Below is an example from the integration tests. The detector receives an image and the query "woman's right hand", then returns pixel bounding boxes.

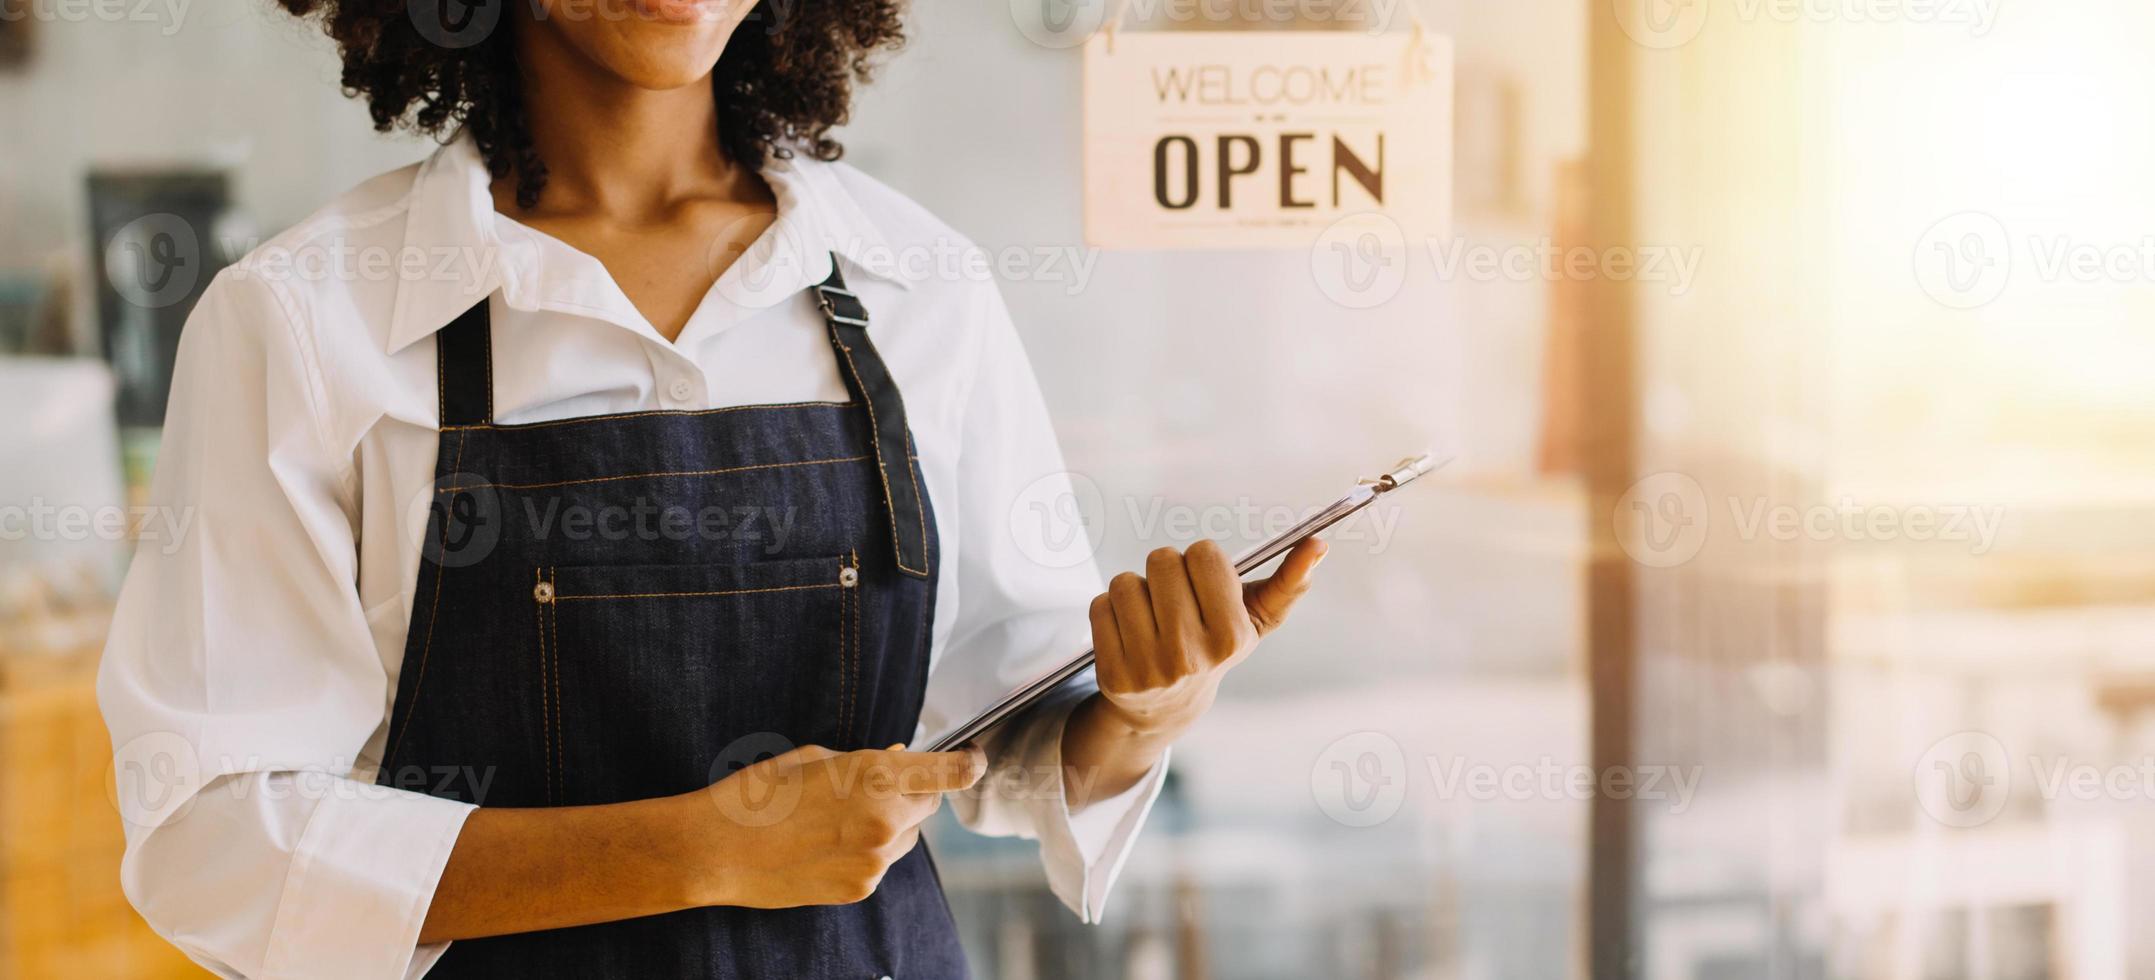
[684,744,986,909]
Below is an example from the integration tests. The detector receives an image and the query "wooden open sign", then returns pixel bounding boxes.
[1084,30,1452,250]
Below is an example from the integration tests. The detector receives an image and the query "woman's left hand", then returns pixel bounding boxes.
[1087,537,1328,739]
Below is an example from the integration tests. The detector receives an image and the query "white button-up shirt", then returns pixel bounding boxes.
[97,135,1164,980]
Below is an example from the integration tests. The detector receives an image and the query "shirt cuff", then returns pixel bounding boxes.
[964,692,1169,924]
[1064,756,1159,866]
[259,781,475,980]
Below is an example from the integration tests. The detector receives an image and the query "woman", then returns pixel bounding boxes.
[98,0,1326,977]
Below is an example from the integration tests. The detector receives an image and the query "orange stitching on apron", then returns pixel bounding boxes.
[830,335,928,577]
[548,567,563,804]
[837,551,853,739]
[436,401,851,433]
[902,442,928,573]
[848,551,863,744]
[553,583,843,602]
[836,570,846,739]
[440,456,870,493]
[386,428,468,769]
[534,569,555,805]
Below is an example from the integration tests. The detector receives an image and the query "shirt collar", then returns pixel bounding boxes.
[385,133,910,354]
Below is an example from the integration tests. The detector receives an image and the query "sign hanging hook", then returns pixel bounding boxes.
[1102,0,1130,54]
[1403,9,1439,86]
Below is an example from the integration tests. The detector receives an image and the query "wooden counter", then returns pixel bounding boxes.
[1,638,206,978]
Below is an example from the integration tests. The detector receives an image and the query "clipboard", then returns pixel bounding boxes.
[923,453,1440,753]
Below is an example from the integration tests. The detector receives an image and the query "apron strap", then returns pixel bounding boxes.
[815,257,932,580]
[437,298,494,428]
[431,262,929,579]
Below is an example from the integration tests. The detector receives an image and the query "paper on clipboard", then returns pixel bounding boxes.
[922,453,1440,753]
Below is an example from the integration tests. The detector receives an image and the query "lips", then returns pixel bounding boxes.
[628,0,728,24]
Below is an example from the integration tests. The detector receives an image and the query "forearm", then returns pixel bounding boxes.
[416,745,980,943]
[418,793,704,944]
[1059,692,1177,811]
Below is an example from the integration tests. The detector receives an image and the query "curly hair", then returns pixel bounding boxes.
[277,0,906,209]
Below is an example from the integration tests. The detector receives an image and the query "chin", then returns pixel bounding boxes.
[536,0,753,91]
[604,30,737,91]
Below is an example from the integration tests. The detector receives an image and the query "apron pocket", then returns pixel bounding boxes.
[532,554,860,806]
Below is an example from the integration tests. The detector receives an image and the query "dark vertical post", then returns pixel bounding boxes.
[1583,2,1640,977]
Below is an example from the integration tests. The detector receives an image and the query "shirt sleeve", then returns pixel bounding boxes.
[97,269,474,979]
[926,279,1168,923]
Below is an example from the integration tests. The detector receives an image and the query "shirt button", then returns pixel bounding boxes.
[667,379,696,403]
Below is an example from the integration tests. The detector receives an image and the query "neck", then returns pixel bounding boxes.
[503,27,739,218]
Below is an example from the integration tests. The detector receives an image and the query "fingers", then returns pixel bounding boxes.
[1108,570,1158,681]
[816,749,979,867]
[1090,592,1128,694]
[744,744,839,780]
[775,744,841,765]
[1144,547,1200,676]
[847,748,987,796]
[947,745,990,792]
[1184,540,1250,661]
[1146,545,1204,638]
[1245,537,1327,635]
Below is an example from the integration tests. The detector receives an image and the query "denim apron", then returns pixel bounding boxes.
[376,259,970,978]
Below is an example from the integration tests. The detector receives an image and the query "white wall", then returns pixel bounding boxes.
[0,6,432,270]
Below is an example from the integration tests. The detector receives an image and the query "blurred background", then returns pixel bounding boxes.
[3,0,2153,977]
